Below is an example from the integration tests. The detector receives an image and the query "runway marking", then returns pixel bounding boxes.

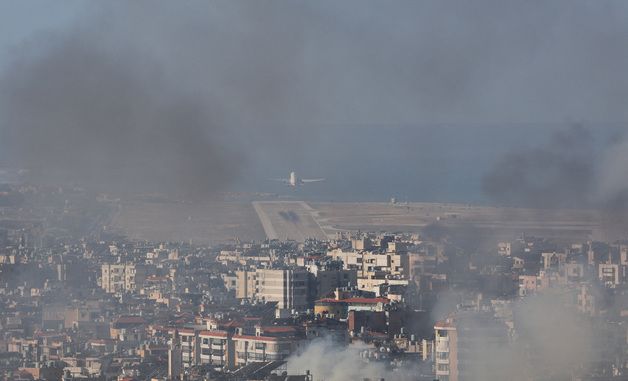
[251,201,328,241]
[252,201,278,240]
[299,201,332,238]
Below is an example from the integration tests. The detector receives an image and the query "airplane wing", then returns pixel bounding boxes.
[270,178,290,183]
[301,178,325,183]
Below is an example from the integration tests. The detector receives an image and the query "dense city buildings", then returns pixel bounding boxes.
[0,184,627,380]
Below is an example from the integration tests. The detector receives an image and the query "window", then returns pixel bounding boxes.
[248,352,264,360]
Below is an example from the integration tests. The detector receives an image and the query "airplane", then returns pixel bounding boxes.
[271,171,325,187]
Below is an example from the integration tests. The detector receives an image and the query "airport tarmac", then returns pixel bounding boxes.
[312,202,601,240]
[111,199,266,245]
[112,198,605,243]
[252,201,328,241]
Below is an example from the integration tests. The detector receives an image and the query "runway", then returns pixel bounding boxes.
[111,198,605,244]
[252,201,278,240]
[251,201,329,242]
[311,201,601,240]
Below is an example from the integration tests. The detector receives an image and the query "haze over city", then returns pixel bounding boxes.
[0,2,627,381]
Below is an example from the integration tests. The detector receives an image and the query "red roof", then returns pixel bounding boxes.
[434,320,455,329]
[316,297,389,305]
[115,316,146,325]
[222,321,243,328]
[232,334,285,342]
[344,297,390,304]
[261,326,298,333]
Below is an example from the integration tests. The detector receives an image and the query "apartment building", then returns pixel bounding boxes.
[599,263,623,287]
[232,332,300,366]
[177,328,199,368]
[199,330,235,369]
[434,312,509,381]
[169,327,301,370]
[235,268,309,315]
[101,264,147,294]
[434,319,457,381]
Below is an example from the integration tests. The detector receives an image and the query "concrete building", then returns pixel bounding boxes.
[352,237,373,251]
[562,262,585,283]
[199,330,235,369]
[497,242,511,257]
[434,319,457,381]
[168,327,301,370]
[168,346,182,380]
[314,296,390,319]
[235,270,257,299]
[232,333,299,366]
[434,312,509,381]
[236,269,309,315]
[327,248,362,269]
[176,328,199,368]
[100,264,125,294]
[541,251,567,270]
[101,264,147,294]
[599,263,622,287]
[519,270,555,296]
[305,264,357,299]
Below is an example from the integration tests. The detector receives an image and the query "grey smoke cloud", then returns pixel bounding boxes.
[1,1,628,195]
[292,289,601,381]
[429,290,600,381]
[482,125,597,208]
[483,125,628,238]
[0,13,235,194]
[286,336,419,381]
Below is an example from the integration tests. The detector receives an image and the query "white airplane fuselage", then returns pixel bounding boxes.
[273,171,323,187]
[289,171,298,187]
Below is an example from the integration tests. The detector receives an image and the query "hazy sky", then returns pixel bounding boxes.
[0,1,84,69]
[1,1,627,202]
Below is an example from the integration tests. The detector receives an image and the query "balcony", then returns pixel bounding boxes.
[436,344,450,352]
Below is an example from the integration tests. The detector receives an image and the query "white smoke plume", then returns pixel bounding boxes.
[431,289,602,381]
[286,336,420,381]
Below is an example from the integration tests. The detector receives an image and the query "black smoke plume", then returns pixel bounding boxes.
[482,125,596,209]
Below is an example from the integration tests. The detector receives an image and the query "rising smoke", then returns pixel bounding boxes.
[0,10,235,194]
[482,125,597,209]
[483,125,628,238]
[289,291,600,381]
[2,1,628,197]
[427,289,600,381]
[0,2,317,194]
[286,336,420,381]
